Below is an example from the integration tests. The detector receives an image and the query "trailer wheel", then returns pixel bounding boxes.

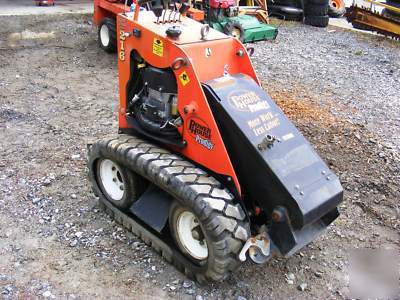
[224,21,245,42]
[307,0,329,5]
[98,17,117,53]
[95,157,146,210]
[304,15,329,27]
[328,0,346,17]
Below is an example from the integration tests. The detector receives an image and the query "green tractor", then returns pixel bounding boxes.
[201,0,278,42]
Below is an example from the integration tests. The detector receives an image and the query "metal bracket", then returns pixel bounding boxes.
[238,232,271,264]
[257,134,279,151]
[129,184,172,233]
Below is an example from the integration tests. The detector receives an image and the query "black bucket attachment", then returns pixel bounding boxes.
[203,74,343,256]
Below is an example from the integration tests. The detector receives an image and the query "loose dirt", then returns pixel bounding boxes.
[0,14,399,300]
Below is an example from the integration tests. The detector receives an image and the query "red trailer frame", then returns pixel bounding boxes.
[93,0,130,26]
[36,0,55,6]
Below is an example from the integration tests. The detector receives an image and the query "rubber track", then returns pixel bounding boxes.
[88,134,251,283]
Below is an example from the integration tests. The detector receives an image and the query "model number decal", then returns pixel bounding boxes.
[119,30,126,61]
[152,38,163,57]
[187,117,214,150]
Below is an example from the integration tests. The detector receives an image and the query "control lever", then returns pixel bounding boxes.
[167,1,175,22]
[162,0,169,23]
[153,4,164,23]
[136,0,164,22]
[172,4,179,22]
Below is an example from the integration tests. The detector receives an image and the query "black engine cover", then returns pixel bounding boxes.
[142,67,177,94]
[203,74,343,230]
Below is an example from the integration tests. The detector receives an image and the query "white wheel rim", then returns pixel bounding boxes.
[176,211,208,260]
[99,159,125,201]
[100,24,110,47]
[232,28,241,39]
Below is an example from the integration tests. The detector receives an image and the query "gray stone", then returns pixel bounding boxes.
[314,271,323,278]
[298,283,308,291]
[43,290,53,298]
[182,280,193,288]
[186,288,195,295]
[285,273,295,284]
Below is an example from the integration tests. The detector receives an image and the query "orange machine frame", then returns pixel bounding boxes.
[94,0,130,26]
[94,0,204,26]
[116,9,260,196]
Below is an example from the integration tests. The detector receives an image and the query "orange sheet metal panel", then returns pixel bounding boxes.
[93,0,130,25]
[116,11,261,195]
[187,7,205,22]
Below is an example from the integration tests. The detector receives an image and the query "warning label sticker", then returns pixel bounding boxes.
[152,38,163,57]
[179,71,190,86]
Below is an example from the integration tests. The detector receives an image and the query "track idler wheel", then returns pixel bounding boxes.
[87,134,251,283]
[96,158,146,210]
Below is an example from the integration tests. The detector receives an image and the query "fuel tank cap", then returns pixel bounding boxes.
[166,26,181,39]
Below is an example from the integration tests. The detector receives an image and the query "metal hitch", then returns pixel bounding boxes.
[238,232,271,264]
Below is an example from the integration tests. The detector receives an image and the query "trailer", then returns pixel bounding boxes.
[93,0,131,52]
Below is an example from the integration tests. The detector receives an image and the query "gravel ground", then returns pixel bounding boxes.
[0,14,399,299]
[251,23,400,152]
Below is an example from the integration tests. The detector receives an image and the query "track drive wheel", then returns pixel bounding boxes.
[98,17,117,53]
[95,158,146,210]
[88,135,251,283]
[169,202,209,263]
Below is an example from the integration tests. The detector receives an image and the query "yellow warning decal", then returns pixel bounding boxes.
[179,71,190,86]
[152,38,163,57]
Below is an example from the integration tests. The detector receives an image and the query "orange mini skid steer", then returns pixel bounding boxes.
[88,0,343,283]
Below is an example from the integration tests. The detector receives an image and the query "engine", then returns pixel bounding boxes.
[209,0,239,21]
[130,67,181,138]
